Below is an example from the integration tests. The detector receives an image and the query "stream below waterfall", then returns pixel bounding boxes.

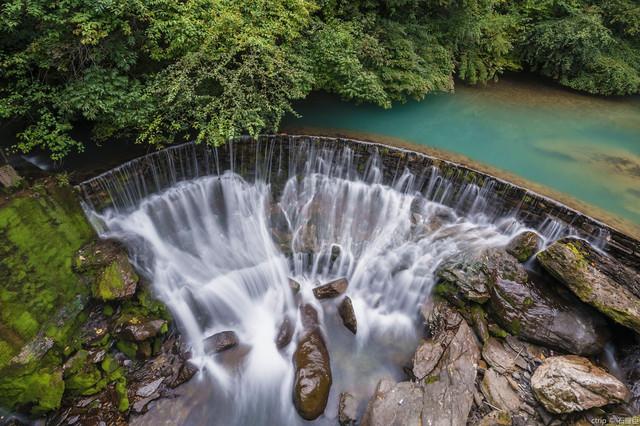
[83,142,586,425]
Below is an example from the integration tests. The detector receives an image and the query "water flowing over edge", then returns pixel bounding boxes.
[75,135,638,424]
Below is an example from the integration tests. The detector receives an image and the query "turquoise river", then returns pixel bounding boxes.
[283,76,640,237]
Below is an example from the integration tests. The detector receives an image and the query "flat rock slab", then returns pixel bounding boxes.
[537,238,640,334]
[531,355,630,414]
[481,368,522,413]
[361,379,423,426]
[203,331,239,354]
[338,297,357,334]
[313,278,348,299]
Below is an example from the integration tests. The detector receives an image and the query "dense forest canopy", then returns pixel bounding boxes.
[1,0,639,159]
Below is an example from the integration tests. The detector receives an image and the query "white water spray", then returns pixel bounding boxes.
[84,142,541,425]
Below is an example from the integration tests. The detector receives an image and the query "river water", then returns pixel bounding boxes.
[283,76,640,231]
[84,141,539,425]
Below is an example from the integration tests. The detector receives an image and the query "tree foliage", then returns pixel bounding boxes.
[1,0,639,158]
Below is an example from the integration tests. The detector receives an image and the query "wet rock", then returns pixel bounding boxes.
[338,297,357,334]
[506,231,543,262]
[76,240,139,301]
[420,319,481,425]
[292,329,332,420]
[421,296,463,334]
[471,304,491,343]
[276,317,294,349]
[537,238,640,333]
[338,392,358,426]
[136,378,164,398]
[294,223,320,254]
[414,298,465,380]
[482,337,527,375]
[288,278,301,294]
[531,355,631,414]
[203,331,239,354]
[485,249,529,283]
[361,379,423,426]
[435,254,491,304]
[300,304,320,329]
[481,368,522,413]
[313,278,348,299]
[119,319,167,342]
[488,266,610,355]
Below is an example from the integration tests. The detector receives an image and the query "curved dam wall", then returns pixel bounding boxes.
[77,134,640,270]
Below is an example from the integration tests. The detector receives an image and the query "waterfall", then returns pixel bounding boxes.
[78,136,603,425]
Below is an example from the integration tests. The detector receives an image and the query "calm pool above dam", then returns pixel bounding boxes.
[283,77,640,232]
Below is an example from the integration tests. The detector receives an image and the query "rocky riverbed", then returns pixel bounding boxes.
[2,172,640,425]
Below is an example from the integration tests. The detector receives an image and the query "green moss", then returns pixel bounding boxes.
[94,261,126,301]
[116,340,138,359]
[115,378,129,412]
[63,350,106,396]
[0,366,65,414]
[488,323,509,338]
[0,339,16,367]
[0,183,94,351]
[510,319,522,335]
[424,375,439,385]
[103,305,114,316]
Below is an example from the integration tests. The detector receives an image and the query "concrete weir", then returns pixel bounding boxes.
[77,134,640,270]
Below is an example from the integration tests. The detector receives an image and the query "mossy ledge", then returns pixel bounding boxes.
[0,180,194,422]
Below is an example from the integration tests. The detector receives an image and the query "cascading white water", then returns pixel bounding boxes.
[85,144,537,425]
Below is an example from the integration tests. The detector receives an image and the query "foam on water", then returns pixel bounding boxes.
[83,142,552,424]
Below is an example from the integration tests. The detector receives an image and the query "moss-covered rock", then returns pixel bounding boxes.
[0,183,94,365]
[435,255,491,304]
[75,240,139,301]
[0,365,65,414]
[505,231,543,262]
[537,238,640,334]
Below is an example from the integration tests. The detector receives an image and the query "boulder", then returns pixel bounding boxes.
[338,392,358,426]
[435,255,491,304]
[75,240,139,301]
[414,298,464,380]
[92,254,138,301]
[300,304,319,329]
[292,329,332,420]
[313,278,348,299]
[203,331,239,354]
[338,297,357,334]
[119,319,167,343]
[506,231,543,262]
[531,355,631,414]
[275,317,294,349]
[537,238,640,333]
[288,278,301,294]
[360,379,423,426]
[487,266,610,355]
[480,368,522,413]
[482,337,527,375]
[420,320,481,426]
